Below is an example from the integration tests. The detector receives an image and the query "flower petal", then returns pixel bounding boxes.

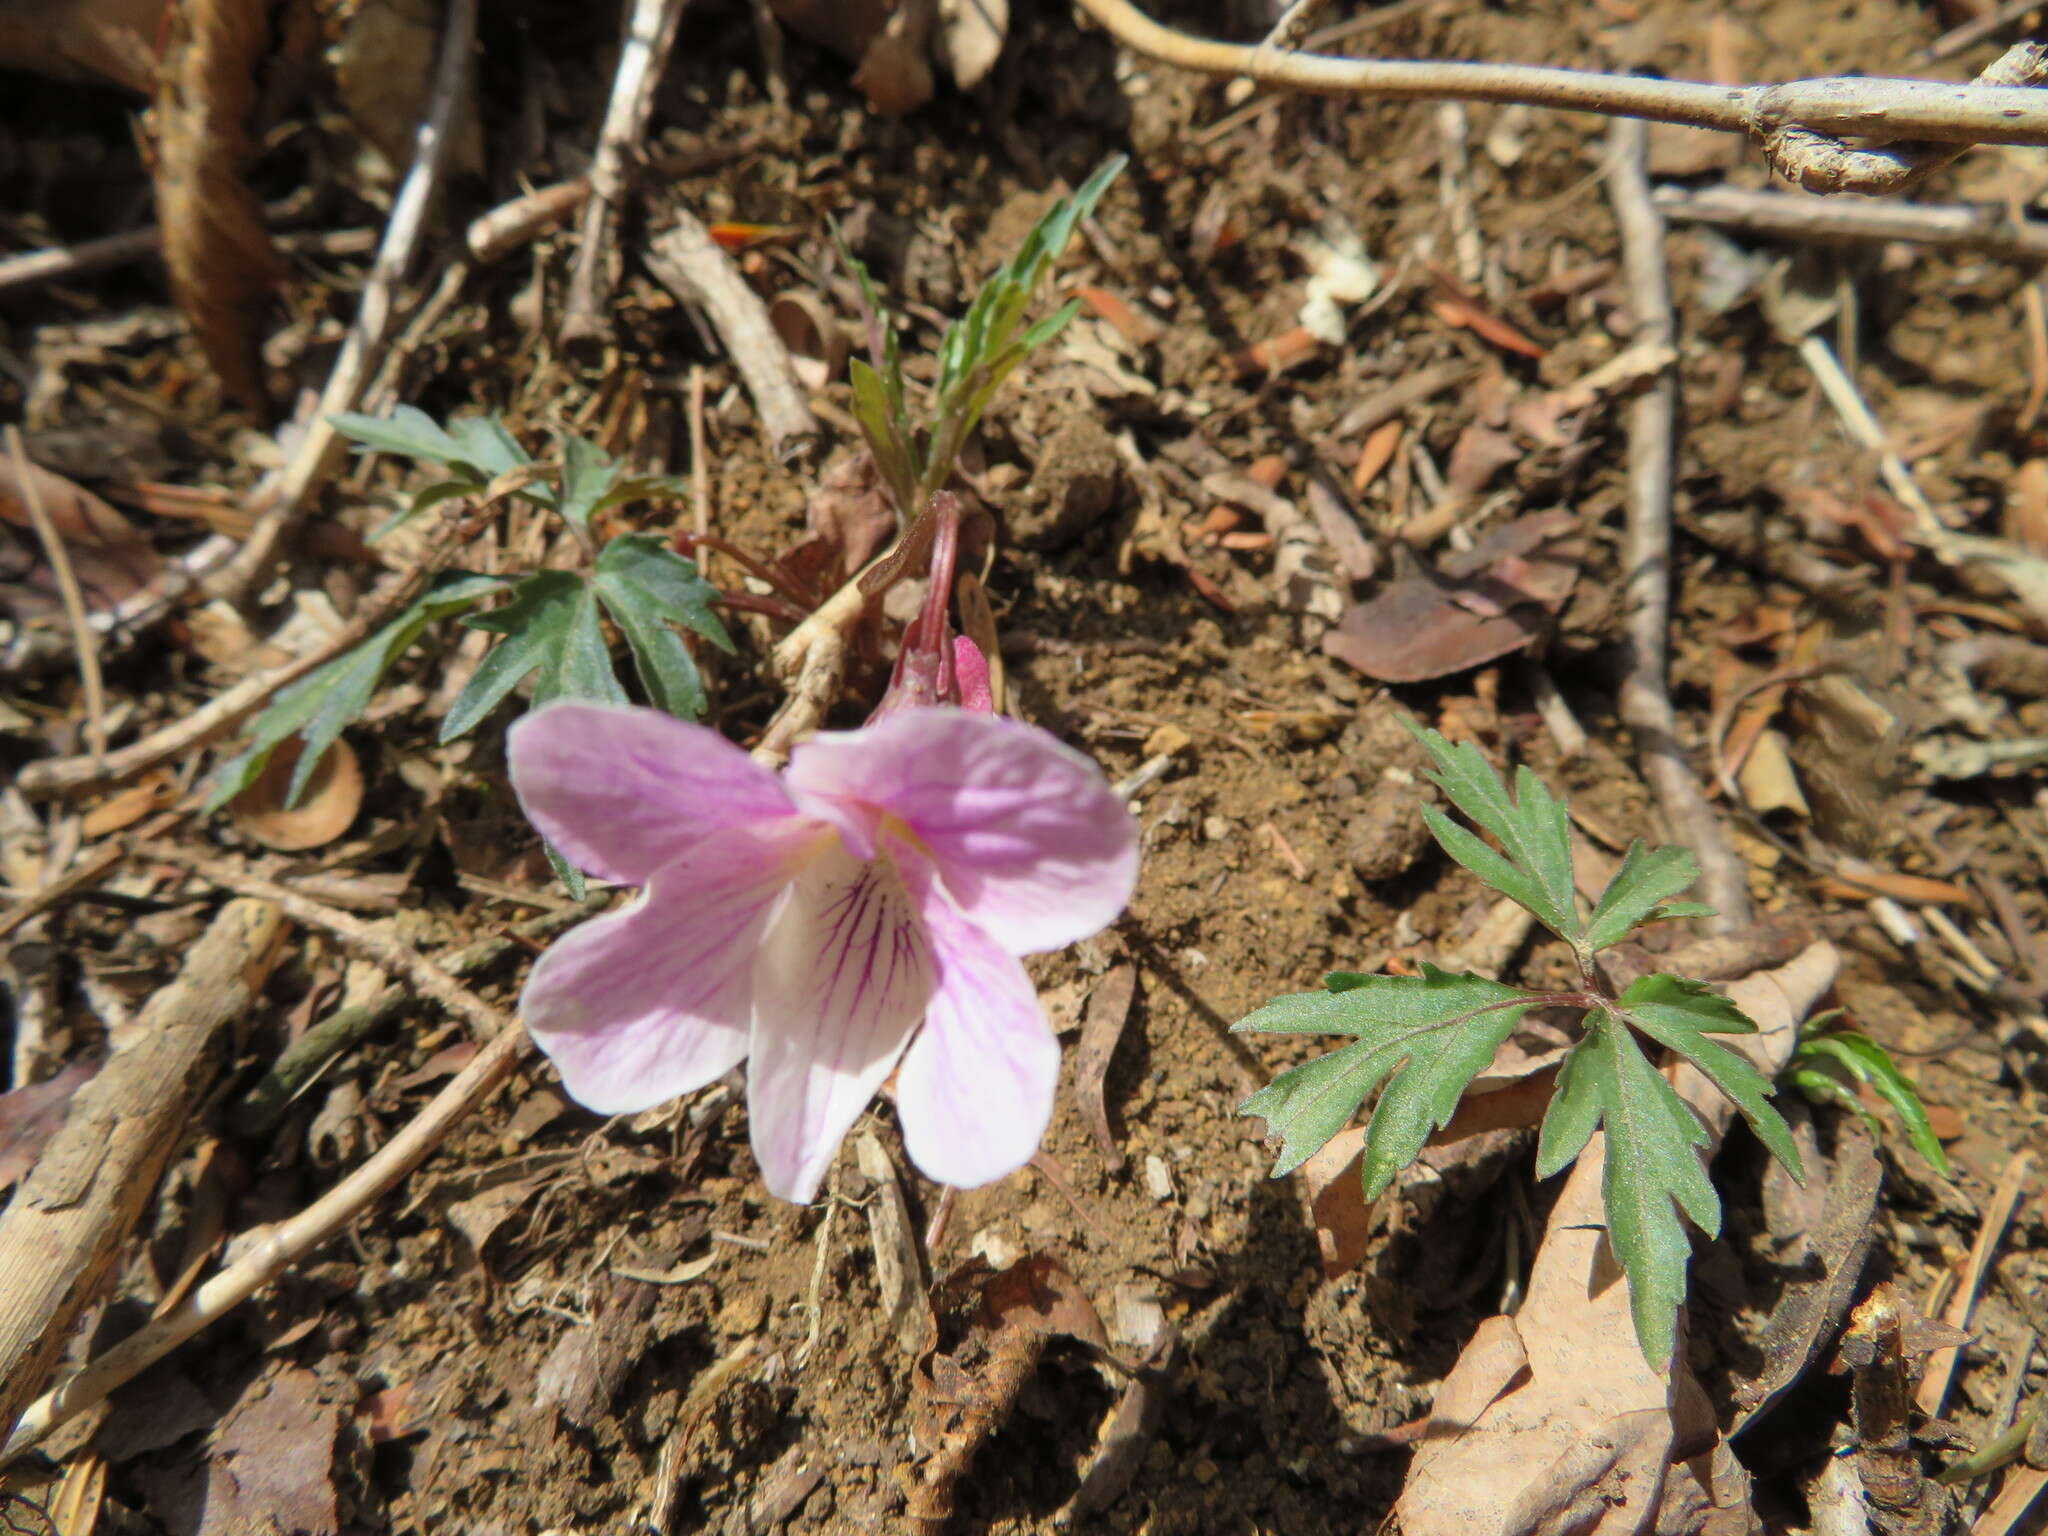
[509,700,794,884]
[747,840,935,1201]
[522,824,816,1114]
[893,858,1058,1189]
[784,709,1138,954]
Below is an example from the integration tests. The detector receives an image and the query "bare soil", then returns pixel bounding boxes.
[7,0,2048,1532]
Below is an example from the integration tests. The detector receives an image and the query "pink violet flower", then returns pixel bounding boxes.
[508,699,1139,1201]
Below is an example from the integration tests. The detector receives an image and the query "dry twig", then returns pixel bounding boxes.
[1606,120,1752,930]
[134,842,514,1043]
[1073,0,2048,193]
[0,899,287,1448]
[644,209,820,464]
[463,137,760,265]
[6,428,106,763]
[559,0,693,347]
[207,0,479,604]
[1657,184,2048,263]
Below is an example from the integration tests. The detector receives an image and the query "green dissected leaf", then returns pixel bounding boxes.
[1235,965,1538,1187]
[555,435,622,537]
[206,572,505,812]
[1586,841,1707,952]
[441,571,627,742]
[1405,721,1582,946]
[1538,1009,1721,1369]
[1616,972,1802,1183]
[370,476,477,543]
[1795,1032,1951,1176]
[443,415,530,479]
[591,474,693,519]
[329,405,469,464]
[592,533,729,720]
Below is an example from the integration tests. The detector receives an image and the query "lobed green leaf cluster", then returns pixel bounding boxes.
[208,416,730,892]
[1234,721,1809,1369]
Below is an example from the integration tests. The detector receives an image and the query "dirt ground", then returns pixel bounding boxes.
[7,0,2048,1532]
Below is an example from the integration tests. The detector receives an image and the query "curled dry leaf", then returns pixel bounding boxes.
[0,457,163,622]
[153,0,287,414]
[1322,510,1584,683]
[230,736,364,851]
[1072,963,1137,1172]
[0,0,164,93]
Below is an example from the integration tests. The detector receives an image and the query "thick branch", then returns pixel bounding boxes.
[1072,0,2048,190]
[0,899,286,1447]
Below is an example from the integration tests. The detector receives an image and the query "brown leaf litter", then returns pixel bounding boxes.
[152,0,287,414]
[1322,509,1585,683]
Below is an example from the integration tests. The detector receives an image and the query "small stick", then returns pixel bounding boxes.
[465,138,760,265]
[135,842,513,1043]
[1071,0,2048,191]
[0,1007,529,1468]
[643,209,820,464]
[1917,1150,2033,1418]
[689,363,711,538]
[1655,184,2048,264]
[1915,0,2042,67]
[559,0,693,349]
[16,497,492,796]
[230,893,608,1136]
[6,429,105,764]
[1606,118,1752,930]
[206,0,479,605]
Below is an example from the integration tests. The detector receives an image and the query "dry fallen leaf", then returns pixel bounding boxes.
[0,1063,99,1195]
[0,457,163,623]
[182,1367,342,1536]
[908,1255,1110,1529]
[1395,941,1840,1536]
[0,0,164,93]
[1323,510,1585,683]
[153,0,286,413]
[1072,963,1137,1172]
[230,737,364,852]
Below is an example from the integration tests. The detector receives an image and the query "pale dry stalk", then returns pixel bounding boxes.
[558,0,693,346]
[1073,0,2048,192]
[1606,118,1752,930]
[644,209,820,463]
[6,428,106,763]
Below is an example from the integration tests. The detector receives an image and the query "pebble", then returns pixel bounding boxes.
[1143,1154,1176,1202]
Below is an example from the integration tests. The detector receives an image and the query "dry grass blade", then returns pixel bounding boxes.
[152,0,286,414]
[1916,1150,2034,1418]
[4,429,106,763]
